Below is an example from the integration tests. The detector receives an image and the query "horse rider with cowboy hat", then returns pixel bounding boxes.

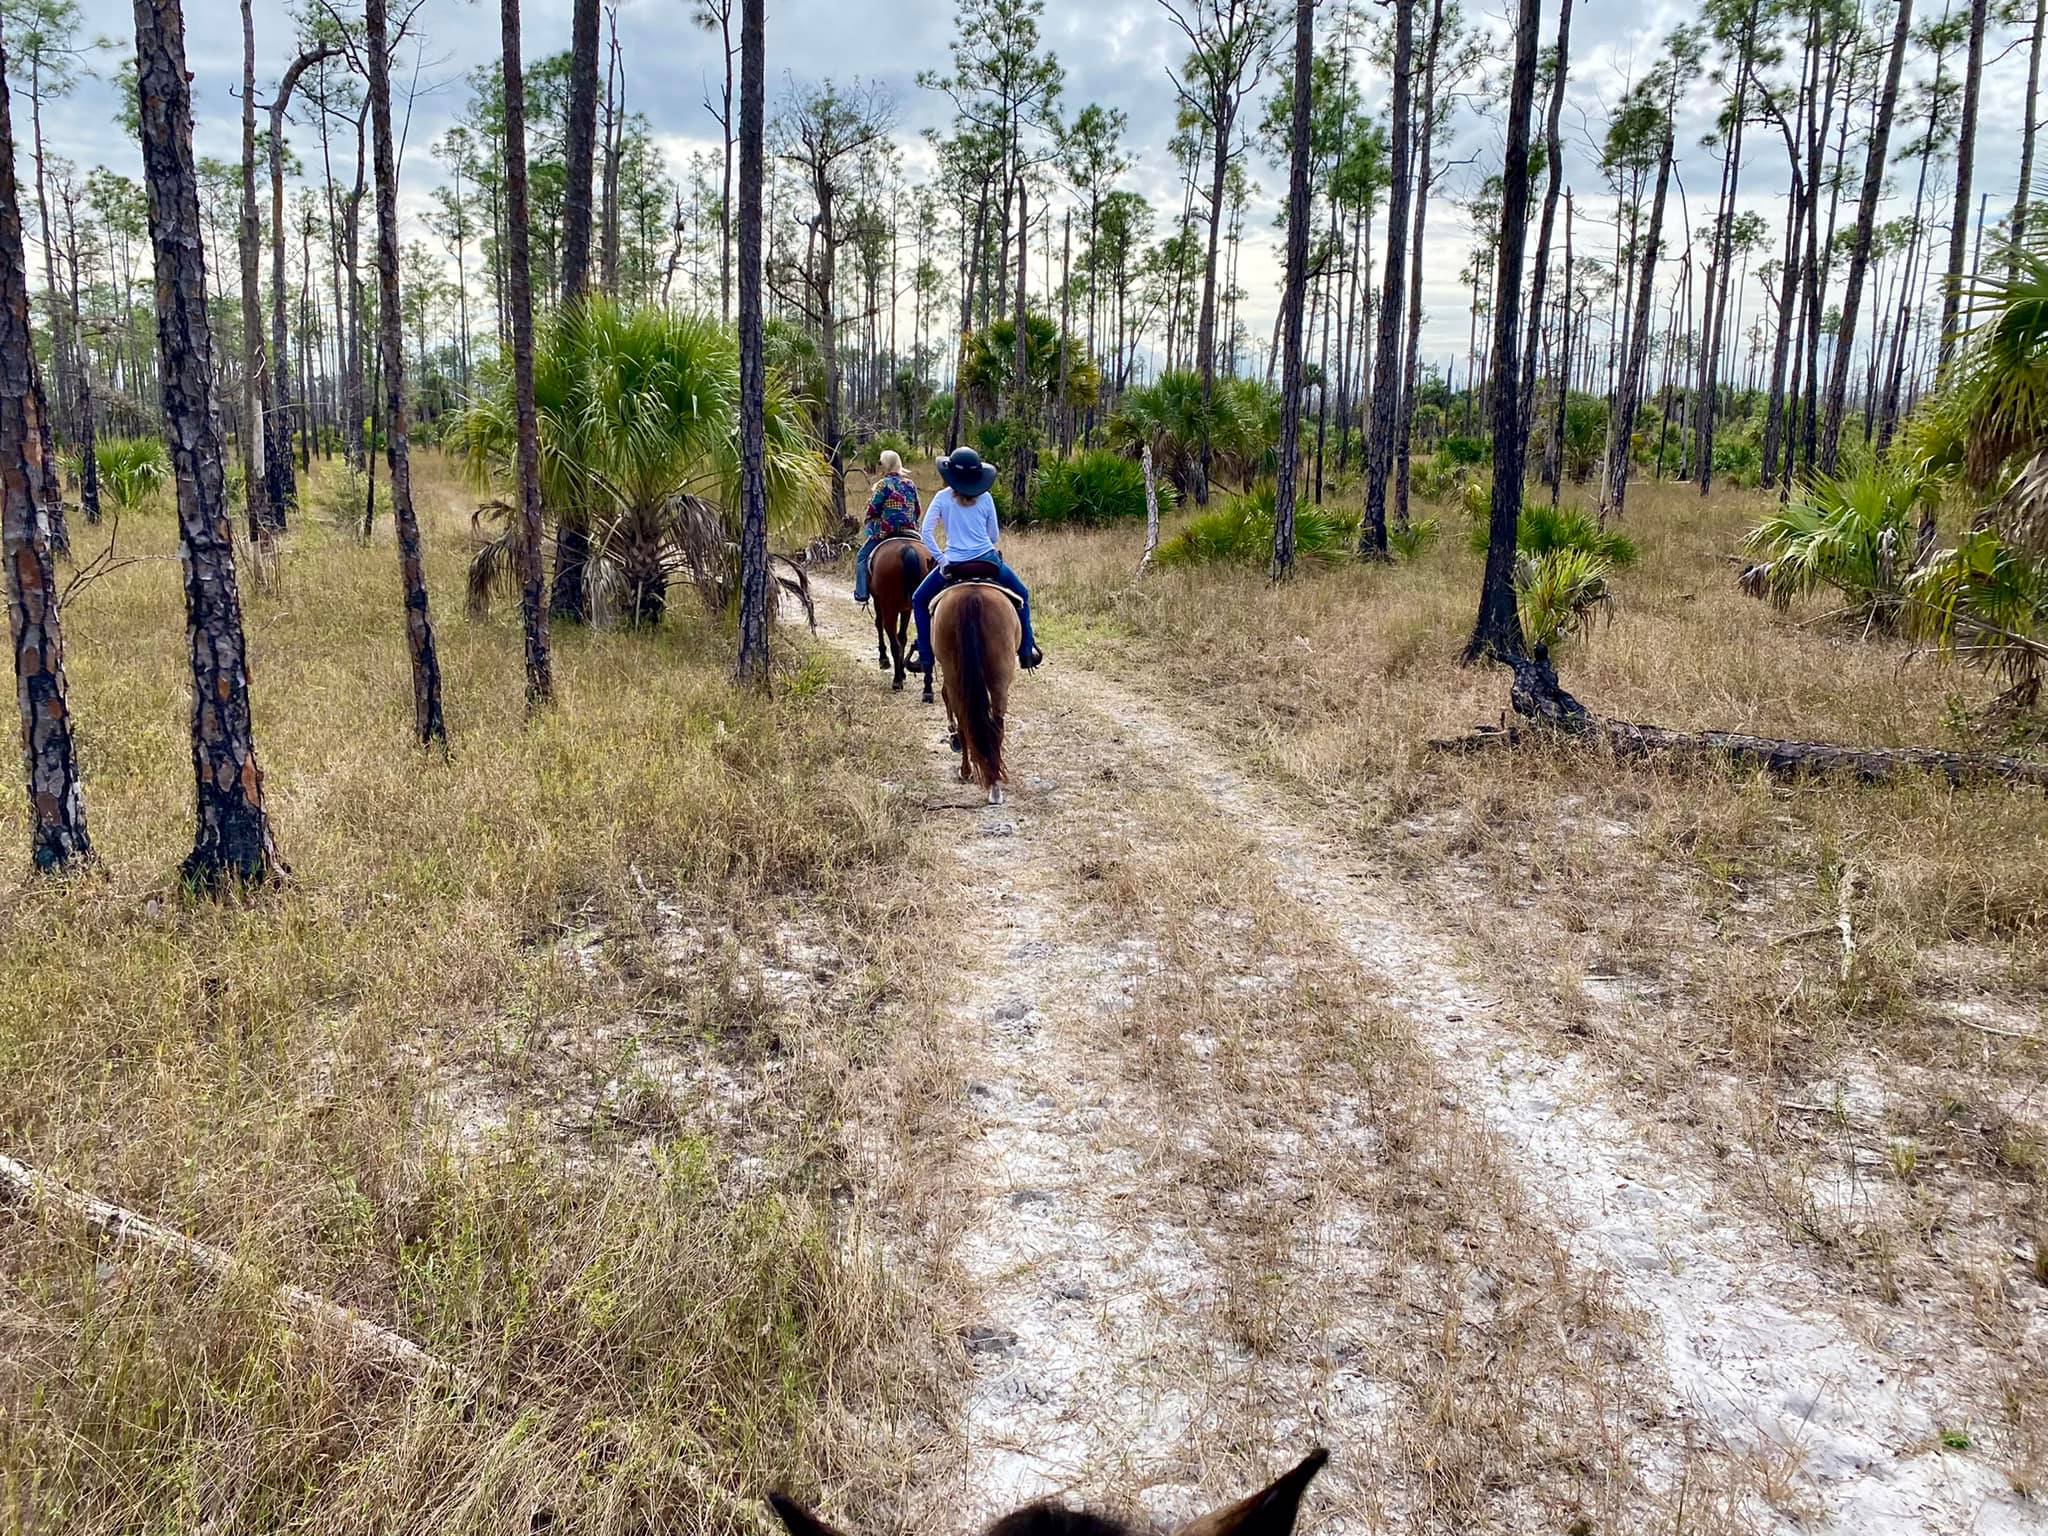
[907,446,1044,673]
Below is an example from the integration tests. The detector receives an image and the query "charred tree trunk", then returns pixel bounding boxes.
[1600,125,1673,521]
[1453,648,2048,788]
[237,0,275,541]
[734,0,770,687]
[1271,0,1313,582]
[1395,0,1446,534]
[134,0,284,890]
[367,0,448,748]
[1,42,89,871]
[1938,0,1988,369]
[1519,0,1573,458]
[1360,0,1414,559]
[561,0,600,302]
[342,116,367,473]
[500,0,553,709]
[268,47,334,522]
[1010,175,1032,516]
[1820,0,1914,472]
[2014,0,2045,259]
[1465,0,1539,663]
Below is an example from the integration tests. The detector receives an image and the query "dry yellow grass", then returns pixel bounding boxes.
[0,453,956,1534]
[1018,476,2048,1483]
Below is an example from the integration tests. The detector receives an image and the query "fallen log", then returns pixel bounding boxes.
[1430,648,2048,789]
[0,1152,460,1384]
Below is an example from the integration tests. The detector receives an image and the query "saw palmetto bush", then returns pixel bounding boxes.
[1738,464,1928,629]
[451,299,827,626]
[87,435,170,512]
[1516,545,1614,651]
[1155,481,1354,567]
[1108,372,1277,498]
[1025,449,1170,528]
[1905,530,2048,707]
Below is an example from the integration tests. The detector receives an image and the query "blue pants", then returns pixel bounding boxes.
[854,527,913,601]
[853,533,881,602]
[912,558,1036,666]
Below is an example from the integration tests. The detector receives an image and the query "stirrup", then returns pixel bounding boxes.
[1020,645,1044,670]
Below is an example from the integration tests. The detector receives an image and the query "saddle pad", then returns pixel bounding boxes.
[934,579,1025,616]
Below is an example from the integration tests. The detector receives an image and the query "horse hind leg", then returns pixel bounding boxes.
[889,609,908,692]
[875,611,891,671]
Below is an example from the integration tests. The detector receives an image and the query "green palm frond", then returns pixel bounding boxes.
[1516,547,1613,651]
[448,297,829,622]
[1738,465,1927,623]
[1904,528,2048,692]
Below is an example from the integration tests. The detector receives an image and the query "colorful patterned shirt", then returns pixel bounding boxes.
[866,473,921,535]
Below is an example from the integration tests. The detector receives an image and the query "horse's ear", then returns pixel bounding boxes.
[1170,1449,1330,1536]
[766,1493,853,1536]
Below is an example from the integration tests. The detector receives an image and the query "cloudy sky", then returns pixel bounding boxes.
[36,0,2044,372]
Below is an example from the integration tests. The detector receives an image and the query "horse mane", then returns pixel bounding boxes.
[951,590,1006,789]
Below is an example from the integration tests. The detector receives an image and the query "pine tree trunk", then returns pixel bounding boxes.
[1360,0,1414,559]
[269,50,332,522]
[238,0,275,541]
[1600,126,1673,521]
[1010,175,1031,515]
[342,124,366,472]
[1820,0,1914,471]
[1466,0,1539,663]
[1396,0,1445,534]
[600,23,623,297]
[1270,0,1313,583]
[1695,2,1756,495]
[2014,0,2045,259]
[1938,0,1988,368]
[561,0,599,302]
[27,62,69,452]
[367,0,448,748]
[734,0,770,687]
[1,42,90,871]
[500,0,553,708]
[1518,0,1573,458]
[134,0,284,890]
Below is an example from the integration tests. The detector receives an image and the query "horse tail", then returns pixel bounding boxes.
[955,594,1005,789]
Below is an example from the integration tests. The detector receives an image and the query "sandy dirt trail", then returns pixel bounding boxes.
[811,587,2041,1536]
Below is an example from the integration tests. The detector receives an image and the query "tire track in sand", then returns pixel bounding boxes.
[809,589,2041,1536]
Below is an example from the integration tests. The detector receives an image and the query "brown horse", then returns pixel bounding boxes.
[770,1448,1328,1536]
[934,581,1022,803]
[867,534,935,699]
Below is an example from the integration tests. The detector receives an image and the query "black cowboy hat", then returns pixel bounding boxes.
[936,446,999,498]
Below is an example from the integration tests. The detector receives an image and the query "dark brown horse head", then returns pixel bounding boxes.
[769,1450,1329,1536]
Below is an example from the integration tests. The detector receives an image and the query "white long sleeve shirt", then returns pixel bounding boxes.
[920,486,1002,568]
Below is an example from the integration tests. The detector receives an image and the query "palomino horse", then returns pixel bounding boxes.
[933,575,1022,803]
[769,1448,1329,1536]
[867,534,936,699]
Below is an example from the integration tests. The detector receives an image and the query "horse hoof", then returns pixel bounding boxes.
[892,676,904,692]
[877,657,890,671]
[948,732,962,751]
[988,785,1005,805]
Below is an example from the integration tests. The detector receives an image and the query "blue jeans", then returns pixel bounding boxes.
[912,558,1037,666]
[853,525,912,601]
[853,533,881,602]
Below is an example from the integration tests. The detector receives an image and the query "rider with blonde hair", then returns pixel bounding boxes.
[853,449,921,606]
